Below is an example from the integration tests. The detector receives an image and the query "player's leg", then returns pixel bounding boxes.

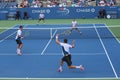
[19,39,23,55]
[68,65,84,71]
[19,43,23,51]
[75,28,80,32]
[38,18,41,22]
[66,55,75,68]
[16,15,18,20]
[70,28,74,32]
[58,56,66,72]
[70,28,74,35]
[75,28,82,34]
[17,44,22,55]
[58,59,64,72]
[16,39,19,54]
[16,39,22,55]
[42,18,45,23]
[60,59,64,66]
[67,55,84,70]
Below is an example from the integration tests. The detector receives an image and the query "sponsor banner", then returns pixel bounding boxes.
[0,6,120,20]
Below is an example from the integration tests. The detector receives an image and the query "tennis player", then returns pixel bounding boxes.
[56,34,84,72]
[15,26,23,55]
[38,13,45,23]
[70,19,81,34]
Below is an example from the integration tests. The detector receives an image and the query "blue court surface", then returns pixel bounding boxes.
[0,24,120,79]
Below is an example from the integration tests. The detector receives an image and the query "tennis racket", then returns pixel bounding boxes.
[59,29,71,36]
[72,40,75,44]
[23,30,30,37]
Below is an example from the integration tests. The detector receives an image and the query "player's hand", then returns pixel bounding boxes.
[56,34,59,39]
[21,36,24,39]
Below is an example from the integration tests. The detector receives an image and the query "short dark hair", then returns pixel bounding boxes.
[19,26,23,28]
[64,39,68,43]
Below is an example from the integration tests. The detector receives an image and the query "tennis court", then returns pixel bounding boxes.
[0,23,120,80]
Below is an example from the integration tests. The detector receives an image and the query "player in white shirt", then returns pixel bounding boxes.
[38,13,45,23]
[56,34,84,72]
[15,26,23,55]
[70,19,81,34]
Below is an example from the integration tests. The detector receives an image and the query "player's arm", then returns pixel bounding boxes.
[75,21,78,27]
[18,35,22,38]
[56,34,60,45]
[18,30,23,38]
[18,34,24,39]
[18,31,22,38]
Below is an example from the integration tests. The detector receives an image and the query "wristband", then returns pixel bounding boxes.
[56,36,58,39]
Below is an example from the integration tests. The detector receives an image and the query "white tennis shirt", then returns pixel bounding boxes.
[60,42,72,55]
[72,20,77,27]
[15,29,22,39]
[39,13,44,18]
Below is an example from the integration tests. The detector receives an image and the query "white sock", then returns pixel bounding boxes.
[59,66,62,69]
[76,66,80,68]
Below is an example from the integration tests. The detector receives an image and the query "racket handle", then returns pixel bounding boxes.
[72,40,75,44]
[72,40,75,43]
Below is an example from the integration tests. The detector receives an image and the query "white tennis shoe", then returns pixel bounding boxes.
[58,68,63,72]
[80,65,84,71]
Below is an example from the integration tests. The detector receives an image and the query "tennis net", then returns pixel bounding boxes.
[0,26,120,40]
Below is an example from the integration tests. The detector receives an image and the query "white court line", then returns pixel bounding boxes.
[41,30,57,55]
[0,25,28,43]
[94,24,118,78]
[0,24,18,34]
[0,25,18,43]
[0,53,105,56]
[0,31,17,43]
[0,77,118,79]
[104,24,120,44]
[44,52,105,56]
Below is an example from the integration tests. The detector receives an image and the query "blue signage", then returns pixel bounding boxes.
[0,6,120,20]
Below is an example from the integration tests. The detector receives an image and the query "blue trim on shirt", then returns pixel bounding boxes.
[62,46,68,55]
